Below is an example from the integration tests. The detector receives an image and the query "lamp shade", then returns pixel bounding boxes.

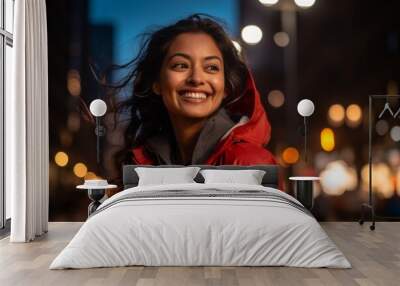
[89,99,107,117]
[297,99,315,117]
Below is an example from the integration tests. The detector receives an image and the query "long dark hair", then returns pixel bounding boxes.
[98,14,249,169]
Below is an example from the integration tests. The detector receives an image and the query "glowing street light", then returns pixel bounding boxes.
[67,69,81,97]
[274,32,290,47]
[320,161,357,196]
[282,147,299,164]
[320,128,335,152]
[268,90,285,108]
[390,126,400,142]
[375,120,389,136]
[85,172,99,180]
[73,163,88,178]
[294,0,316,8]
[328,104,345,127]
[54,151,68,167]
[346,104,362,127]
[241,25,263,45]
[258,0,279,6]
[361,163,394,199]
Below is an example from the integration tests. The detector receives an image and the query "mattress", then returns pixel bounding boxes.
[50,183,351,269]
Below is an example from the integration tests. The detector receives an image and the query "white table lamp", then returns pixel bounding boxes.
[297,99,315,163]
[90,99,107,117]
[89,99,107,164]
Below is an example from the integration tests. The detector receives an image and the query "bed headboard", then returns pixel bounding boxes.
[122,165,279,189]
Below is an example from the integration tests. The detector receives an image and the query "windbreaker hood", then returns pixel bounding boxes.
[225,70,271,146]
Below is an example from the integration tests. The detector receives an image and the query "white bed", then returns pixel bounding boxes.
[50,183,351,269]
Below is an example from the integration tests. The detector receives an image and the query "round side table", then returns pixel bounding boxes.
[289,176,320,210]
[77,183,117,217]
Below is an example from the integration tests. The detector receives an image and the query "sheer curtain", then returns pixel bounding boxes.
[7,0,49,242]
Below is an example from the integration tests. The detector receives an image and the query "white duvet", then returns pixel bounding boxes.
[50,183,351,269]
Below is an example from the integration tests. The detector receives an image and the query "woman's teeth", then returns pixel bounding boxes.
[181,92,207,99]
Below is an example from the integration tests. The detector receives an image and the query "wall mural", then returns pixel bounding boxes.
[47,0,400,222]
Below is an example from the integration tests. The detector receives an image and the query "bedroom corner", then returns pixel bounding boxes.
[1,0,400,285]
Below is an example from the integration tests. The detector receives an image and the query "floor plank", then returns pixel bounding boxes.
[0,222,399,286]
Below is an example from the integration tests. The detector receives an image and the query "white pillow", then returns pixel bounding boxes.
[135,167,201,186]
[200,169,266,185]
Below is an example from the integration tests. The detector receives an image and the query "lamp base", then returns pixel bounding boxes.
[295,181,313,210]
[87,189,105,216]
[289,176,319,211]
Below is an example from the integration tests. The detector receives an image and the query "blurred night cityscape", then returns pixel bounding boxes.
[46,0,400,221]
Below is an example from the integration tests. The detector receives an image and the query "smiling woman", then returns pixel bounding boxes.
[101,14,277,194]
[154,33,225,119]
[153,32,227,163]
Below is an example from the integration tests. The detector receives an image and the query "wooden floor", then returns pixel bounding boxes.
[0,222,399,286]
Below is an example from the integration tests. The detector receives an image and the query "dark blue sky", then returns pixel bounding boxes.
[89,0,239,64]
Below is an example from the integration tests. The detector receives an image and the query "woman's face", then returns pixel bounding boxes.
[153,32,225,120]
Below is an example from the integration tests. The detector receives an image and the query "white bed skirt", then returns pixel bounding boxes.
[50,183,351,269]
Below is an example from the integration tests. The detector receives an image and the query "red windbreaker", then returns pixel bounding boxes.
[131,71,277,166]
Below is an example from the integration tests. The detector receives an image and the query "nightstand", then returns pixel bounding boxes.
[289,176,320,210]
[77,180,117,216]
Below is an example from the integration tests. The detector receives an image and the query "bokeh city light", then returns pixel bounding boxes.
[320,128,335,152]
[73,163,88,178]
[241,25,263,45]
[54,151,69,167]
[282,147,300,164]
